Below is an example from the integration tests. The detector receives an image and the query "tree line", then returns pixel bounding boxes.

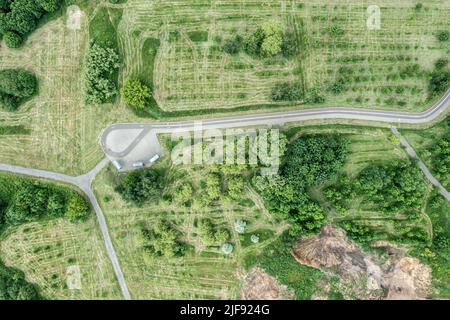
[0,68,37,111]
[0,0,61,48]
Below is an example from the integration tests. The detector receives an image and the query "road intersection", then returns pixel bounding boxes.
[0,88,450,300]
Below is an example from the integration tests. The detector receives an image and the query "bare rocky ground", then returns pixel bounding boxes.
[241,268,295,300]
[241,225,432,300]
[292,226,431,300]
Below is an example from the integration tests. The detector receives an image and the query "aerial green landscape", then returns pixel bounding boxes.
[0,0,449,302]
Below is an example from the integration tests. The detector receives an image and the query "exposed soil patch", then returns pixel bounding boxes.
[241,267,294,300]
[292,225,431,300]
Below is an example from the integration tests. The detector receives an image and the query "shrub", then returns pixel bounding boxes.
[271,82,304,101]
[223,35,242,55]
[65,194,90,222]
[437,31,450,42]
[121,78,151,110]
[115,169,164,204]
[3,30,22,48]
[0,69,37,98]
[85,43,120,104]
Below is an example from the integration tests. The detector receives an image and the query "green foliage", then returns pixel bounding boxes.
[304,87,326,104]
[271,82,304,101]
[173,183,193,205]
[197,219,230,246]
[244,21,284,57]
[121,78,151,110]
[204,173,221,202]
[0,68,37,111]
[84,43,120,104]
[3,30,22,48]
[0,259,41,300]
[354,162,428,213]
[226,176,245,199]
[65,194,90,222]
[223,35,242,55]
[254,135,348,236]
[142,220,186,258]
[0,0,61,47]
[36,0,60,13]
[2,179,90,226]
[431,131,450,181]
[115,168,164,204]
[283,135,349,191]
[329,25,344,37]
[429,68,450,97]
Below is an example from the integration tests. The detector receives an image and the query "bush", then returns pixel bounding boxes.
[36,0,61,13]
[0,69,37,111]
[3,30,22,48]
[223,35,242,55]
[244,21,284,57]
[271,82,304,101]
[115,169,164,204]
[0,259,41,300]
[121,78,151,110]
[0,69,37,98]
[85,43,120,104]
[0,0,61,42]
[65,194,90,222]
[437,31,450,42]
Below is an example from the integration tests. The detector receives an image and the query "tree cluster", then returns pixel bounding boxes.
[1,181,90,225]
[0,259,41,300]
[142,220,186,258]
[85,43,120,104]
[197,219,230,246]
[121,78,152,110]
[0,68,37,111]
[0,0,61,48]
[253,135,349,236]
[115,168,164,204]
[271,81,304,101]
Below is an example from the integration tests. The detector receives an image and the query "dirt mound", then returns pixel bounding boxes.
[292,225,383,298]
[292,225,431,300]
[383,257,432,300]
[241,268,294,300]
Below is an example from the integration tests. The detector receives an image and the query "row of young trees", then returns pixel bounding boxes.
[0,181,90,226]
[0,0,61,48]
[0,176,91,300]
[223,20,297,58]
[0,68,37,111]
[85,43,120,104]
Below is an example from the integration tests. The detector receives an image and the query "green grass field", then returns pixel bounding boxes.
[0,173,122,300]
[115,0,449,112]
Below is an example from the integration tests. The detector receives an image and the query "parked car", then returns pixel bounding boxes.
[132,162,144,168]
[149,154,160,163]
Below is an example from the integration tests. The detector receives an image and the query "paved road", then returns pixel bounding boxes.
[391,127,450,202]
[0,160,132,300]
[101,89,450,158]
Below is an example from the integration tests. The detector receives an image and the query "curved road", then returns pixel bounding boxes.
[101,89,450,158]
[1,89,450,301]
[0,159,132,300]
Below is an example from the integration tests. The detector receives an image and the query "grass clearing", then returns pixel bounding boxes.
[0,172,121,300]
[116,0,449,113]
